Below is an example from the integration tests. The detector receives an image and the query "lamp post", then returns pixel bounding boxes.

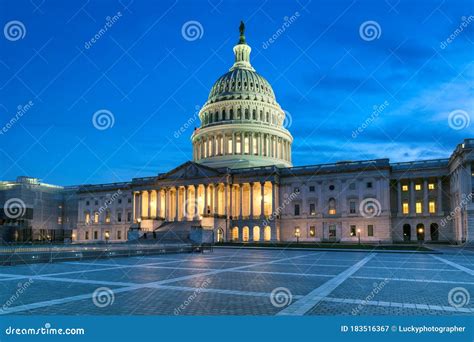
[295,228,300,244]
[105,231,110,244]
[357,229,361,245]
[418,227,424,244]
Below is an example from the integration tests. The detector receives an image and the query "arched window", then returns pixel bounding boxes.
[253,226,260,242]
[222,109,226,120]
[416,223,425,241]
[232,227,239,241]
[403,224,411,242]
[252,109,256,120]
[84,211,90,224]
[264,226,271,241]
[328,198,336,215]
[237,108,242,120]
[245,108,249,119]
[242,226,249,242]
[217,228,224,243]
[230,109,234,120]
[94,212,99,224]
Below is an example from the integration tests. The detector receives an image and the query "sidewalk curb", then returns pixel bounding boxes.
[214,245,442,254]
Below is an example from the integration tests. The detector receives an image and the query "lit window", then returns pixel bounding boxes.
[57,216,62,224]
[402,202,409,214]
[227,138,233,154]
[94,212,99,223]
[105,210,111,223]
[367,225,374,237]
[309,203,316,216]
[244,136,249,154]
[415,202,422,214]
[350,225,356,236]
[85,212,90,224]
[328,198,336,215]
[428,183,435,190]
[429,201,436,213]
[415,184,422,191]
[236,136,241,154]
[309,226,315,237]
[402,185,408,192]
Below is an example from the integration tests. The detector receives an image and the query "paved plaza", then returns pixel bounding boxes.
[0,248,473,316]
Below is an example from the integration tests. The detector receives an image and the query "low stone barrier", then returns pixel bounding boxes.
[0,243,193,266]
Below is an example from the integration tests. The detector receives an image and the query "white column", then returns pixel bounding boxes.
[250,182,254,218]
[214,184,219,215]
[157,189,161,218]
[194,185,200,220]
[175,187,179,221]
[203,184,208,216]
[239,184,243,218]
[260,182,265,217]
[437,178,443,214]
[147,190,151,219]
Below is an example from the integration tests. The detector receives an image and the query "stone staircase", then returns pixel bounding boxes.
[140,220,202,244]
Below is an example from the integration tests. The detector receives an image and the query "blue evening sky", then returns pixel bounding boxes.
[0,0,473,185]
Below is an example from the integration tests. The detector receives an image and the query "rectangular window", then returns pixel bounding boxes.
[402,185,408,191]
[429,201,436,213]
[85,231,89,240]
[415,184,422,191]
[349,201,356,214]
[366,182,373,189]
[367,225,374,237]
[128,198,132,203]
[428,183,435,190]
[118,199,122,204]
[227,138,233,154]
[415,201,422,214]
[350,225,356,236]
[117,230,122,240]
[85,212,90,224]
[94,212,99,223]
[117,212,122,222]
[309,203,316,216]
[127,212,132,222]
[309,186,315,192]
[244,136,249,154]
[329,208,336,215]
[236,136,241,154]
[105,211,111,223]
[252,138,258,155]
[94,231,98,239]
[402,202,409,214]
[86,200,90,206]
[294,204,300,216]
[309,226,316,237]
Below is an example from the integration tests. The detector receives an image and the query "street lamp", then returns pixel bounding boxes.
[294,228,300,244]
[104,231,110,244]
[357,229,361,245]
[418,227,424,243]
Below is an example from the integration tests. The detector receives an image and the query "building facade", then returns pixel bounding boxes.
[1,25,473,245]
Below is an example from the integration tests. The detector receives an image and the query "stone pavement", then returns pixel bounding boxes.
[0,248,472,315]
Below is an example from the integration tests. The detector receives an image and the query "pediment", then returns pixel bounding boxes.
[158,161,223,181]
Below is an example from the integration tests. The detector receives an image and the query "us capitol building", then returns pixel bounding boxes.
[1,24,473,245]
